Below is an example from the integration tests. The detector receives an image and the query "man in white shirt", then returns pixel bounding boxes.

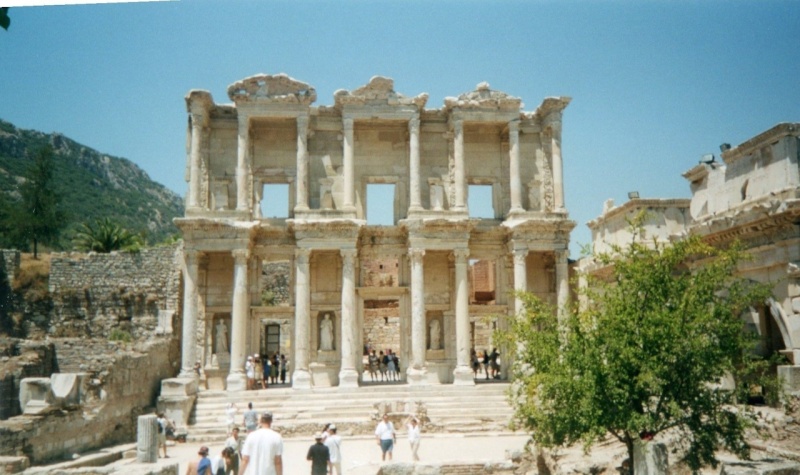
[374,414,396,461]
[224,426,243,475]
[240,412,283,475]
[323,424,342,474]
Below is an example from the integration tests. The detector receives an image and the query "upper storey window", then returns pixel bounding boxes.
[468,184,494,219]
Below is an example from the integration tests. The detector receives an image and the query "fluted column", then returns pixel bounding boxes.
[551,125,565,212]
[295,115,310,211]
[339,249,359,388]
[236,116,251,212]
[342,117,355,211]
[293,248,312,389]
[509,120,523,213]
[408,117,422,213]
[453,248,473,385]
[226,249,250,391]
[407,248,428,385]
[453,119,466,212]
[513,248,528,316]
[555,249,570,323]
[179,250,200,379]
[136,414,159,463]
[188,113,204,210]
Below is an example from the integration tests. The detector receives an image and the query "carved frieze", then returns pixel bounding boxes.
[444,82,521,112]
[334,76,428,109]
[227,73,317,105]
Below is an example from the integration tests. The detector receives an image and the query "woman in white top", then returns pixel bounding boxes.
[404,415,421,462]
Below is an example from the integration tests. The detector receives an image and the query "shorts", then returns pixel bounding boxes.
[380,439,394,453]
[158,432,166,446]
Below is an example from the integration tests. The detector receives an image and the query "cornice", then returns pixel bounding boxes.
[227,73,317,105]
[721,122,799,165]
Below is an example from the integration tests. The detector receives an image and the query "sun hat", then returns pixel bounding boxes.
[314,432,324,440]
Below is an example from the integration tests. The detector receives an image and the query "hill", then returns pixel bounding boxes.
[0,119,184,248]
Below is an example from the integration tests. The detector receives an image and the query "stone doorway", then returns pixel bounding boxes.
[363,298,402,383]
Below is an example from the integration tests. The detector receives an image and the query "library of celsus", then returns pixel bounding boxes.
[177,74,575,390]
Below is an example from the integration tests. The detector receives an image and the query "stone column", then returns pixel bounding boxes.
[179,250,200,379]
[551,125,565,212]
[453,119,466,212]
[136,414,159,463]
[188,113,204,210]
[339,249,359,388]
[508,120,523,213]
[236,115,250,212]
[555,249,570,323]
[453,248,473,385]
[342,117,355,211]
[408,117,422,213]
[513,248,528,316]
[226,249,249,391]
[407,248,428,385]
[295,115,310,211]
[293,248,312,389]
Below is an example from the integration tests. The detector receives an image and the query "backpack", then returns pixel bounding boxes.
[157,421,163,434]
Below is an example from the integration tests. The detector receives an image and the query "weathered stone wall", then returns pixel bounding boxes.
[364,306,400,353]
[0,339,176,465]
[47,245,182,340]
[260,260,290,305]
[0,339,57,420]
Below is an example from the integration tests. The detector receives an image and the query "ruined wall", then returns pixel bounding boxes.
[47,245,182,340]
[0,339,175,465]
[364,306,401,353]
[0,339,57,420]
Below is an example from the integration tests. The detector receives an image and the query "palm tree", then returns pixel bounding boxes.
[72,218,142,253]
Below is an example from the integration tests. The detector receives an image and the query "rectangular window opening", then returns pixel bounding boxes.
[468,184,494,219]
[469,259,497,305]
[261,183,290,219]
[367,184,395,225]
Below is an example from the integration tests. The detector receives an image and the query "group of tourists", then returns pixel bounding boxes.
[245,353,289,390]
[365,349,401,382]
[470,347,501,380]
[187,405,423,475]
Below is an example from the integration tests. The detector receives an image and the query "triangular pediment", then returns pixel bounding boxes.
[444,82,522,112]
[227,73,317,105]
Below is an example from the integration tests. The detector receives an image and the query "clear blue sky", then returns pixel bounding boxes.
[2,0,798,256]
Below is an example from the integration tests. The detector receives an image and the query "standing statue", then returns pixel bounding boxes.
[320,313,334,351]
[215,320,229,354]
[429,319,441,350]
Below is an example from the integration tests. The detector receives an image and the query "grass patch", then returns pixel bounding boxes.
[13,253,50,301]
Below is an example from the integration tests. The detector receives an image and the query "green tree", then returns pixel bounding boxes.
[501,232,775,473]
[1,8,10,31]
[72,217,143,253]
[9,146,67,258]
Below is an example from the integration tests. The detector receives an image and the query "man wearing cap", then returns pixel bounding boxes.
[323,425,342,474]
[185,446,212,475]
[240,412,283,475]
[306,432,330,475]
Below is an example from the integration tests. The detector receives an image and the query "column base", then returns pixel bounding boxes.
[226,372,247,392]
[452,366,475,386]
[292,369,312,390]
[406,367,429,386]
[338,369,360,389]
[177,369,198,380]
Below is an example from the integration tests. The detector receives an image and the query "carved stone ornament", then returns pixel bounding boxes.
[334,76,428,109]
[227,73,317,105]
[444,82,522,112]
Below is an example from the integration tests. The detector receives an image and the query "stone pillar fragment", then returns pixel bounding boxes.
[296,115,310,211]
[188,113,204,210]
[453,248,474,385]
[227,249,249,391]
[179,250,200,379]
[339,249,359,388]
[453,119,466,212]
[513,248,528,316]
[508,120,523,213]
[236,116,250,212]
[551,126,565,212]
[293,248,312,389]
[408,117,422,212]
[407,248,428,385]
[343,117,355,211]
[137,414,159,463]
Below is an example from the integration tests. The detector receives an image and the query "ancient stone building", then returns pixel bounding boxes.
[178,73,575,390]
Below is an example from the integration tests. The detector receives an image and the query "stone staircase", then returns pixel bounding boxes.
[187,381,515,442]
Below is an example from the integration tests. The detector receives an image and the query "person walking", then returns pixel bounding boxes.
[246,356,255,390]
[242,402,259,434]
[374,413,396,461]
[240,412,283,475]
[323,424,342,475]
[224,426,243,475]
[279,355,288,384]
[404,415,421,462]
[156,412,171,458]
[225,403,238,436]
[306,432,330,475]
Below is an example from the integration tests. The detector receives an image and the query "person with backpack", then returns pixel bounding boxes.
[156,412,171,458]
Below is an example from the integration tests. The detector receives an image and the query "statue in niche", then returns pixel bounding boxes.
[215,319,229,354]
[319,313,334,351]
[429,319,441,350]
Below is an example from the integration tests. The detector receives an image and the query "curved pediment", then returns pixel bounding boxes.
[444,82,522,112]
[227,73,317,105]
[334,76,428,109]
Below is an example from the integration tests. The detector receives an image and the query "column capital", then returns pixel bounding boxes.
[340,248,358,260]
[232,248,250,263]
[297,114,309,129]
[513,248,528,265]
[452,118,464,134]
[554,249,569,263]
[408,247,426,260]
[508,119,520,133]
[184,249,201,266]
[190,112,208,130]
[295,248,312,263]
[409,117,420,135]
[453,248,470,261]
[342,117,354,131]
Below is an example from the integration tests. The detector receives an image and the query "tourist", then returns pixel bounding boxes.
[470,349,480,379]
[374,413,396,461]
[306,432,331,475]
[279,354,288,384]
[262,355,270,389]
[240,412,283,475]
[156,412,171,458]
[253,355,264,390]
[482,349,490,380]
[386,349,397,381]
[378,351,388,381]
[489,348,500,379]
[324,424,343,475]
[224,426,243,475]
[186,445,211,475]
[392,352,400,381]
[211,447,234,475]
[245,356,255,390]
[368,350,379,382]
[242,402,259,433]
[225,403,238,436]
[404,415,421,462]
[271,353,280,384]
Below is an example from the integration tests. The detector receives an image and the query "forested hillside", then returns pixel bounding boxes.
[0,119,184,249]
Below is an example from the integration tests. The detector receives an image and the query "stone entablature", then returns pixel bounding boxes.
[177,73,576,391]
